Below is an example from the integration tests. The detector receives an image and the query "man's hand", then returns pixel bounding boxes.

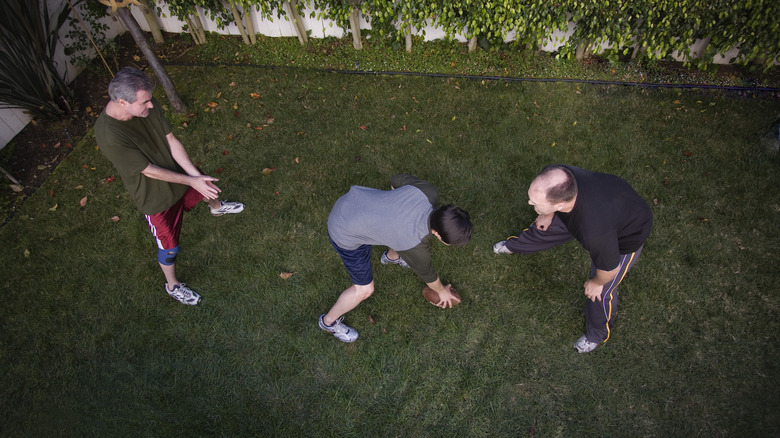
[535,213,554,231]
[583,279,604,302]
[189,175,222,200]
[435,284,461,309]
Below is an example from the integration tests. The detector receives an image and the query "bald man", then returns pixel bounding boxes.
[493,165,652,353]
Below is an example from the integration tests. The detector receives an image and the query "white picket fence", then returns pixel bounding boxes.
[0,1,744,151]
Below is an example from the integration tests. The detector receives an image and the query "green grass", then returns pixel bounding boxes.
[1,59,779,436]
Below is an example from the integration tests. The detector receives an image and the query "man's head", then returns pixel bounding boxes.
[108,67,155,118]
[430,205,472,246]
[528,165,578,215]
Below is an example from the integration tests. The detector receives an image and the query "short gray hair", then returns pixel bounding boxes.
[108,67,154,103]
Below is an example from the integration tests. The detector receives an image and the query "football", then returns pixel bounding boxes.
[422,286,461,307]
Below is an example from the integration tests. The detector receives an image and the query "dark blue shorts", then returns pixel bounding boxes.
[329,235,373,286]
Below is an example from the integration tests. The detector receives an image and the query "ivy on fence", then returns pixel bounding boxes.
[149,0,778,69]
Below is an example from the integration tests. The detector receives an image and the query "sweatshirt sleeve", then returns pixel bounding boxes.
[390,174,439,205]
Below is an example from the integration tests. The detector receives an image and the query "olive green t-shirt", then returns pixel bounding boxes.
[94,98,188,215]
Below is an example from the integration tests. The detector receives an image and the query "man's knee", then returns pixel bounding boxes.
[355,282,375,300]
[158,246,180,265]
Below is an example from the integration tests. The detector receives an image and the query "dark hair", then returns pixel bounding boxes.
[430,204,472,246]
[538,165,577,203]
[108,67,154,103]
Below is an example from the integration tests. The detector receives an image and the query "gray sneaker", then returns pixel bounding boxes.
[574,335,599,353]
[380,251,409,269]
[165,283,201,305]
[319,314,359,343]
[210,200,245,216]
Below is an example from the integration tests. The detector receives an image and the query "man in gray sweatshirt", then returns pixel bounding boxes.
[319,174,472,343]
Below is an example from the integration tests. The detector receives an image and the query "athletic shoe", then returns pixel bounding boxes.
[380,251,410,269]
[574,335,599,353]
[319,314,359,343]
[165,283,201,305]
[493,240,513,254]
[210,200,245,216]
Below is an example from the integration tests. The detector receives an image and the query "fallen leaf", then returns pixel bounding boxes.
[683,150,693,157]
[110,216,120,222]
[262,167,274,175]
[295,157,300,164]
[266,118,274,124]
[133,55,141,61]
[53,142,61,148]
[48,189,54,197]
[215,168,223,173]
[106,177,115,183]
[234,111,240,117]
[250,92,261,98]
[49,204,58,211]
[10,184,24,192]
[229,81,237,87]
[24,249,30,258]
[75,185,84,189]
[360,125,367,130]
[79,196,87,207]
[369,315,376,324]
[207,101,218,108]
[279,272,294,280]
[37,165,48,170]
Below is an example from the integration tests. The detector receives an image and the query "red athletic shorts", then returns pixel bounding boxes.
[144,187,204,250]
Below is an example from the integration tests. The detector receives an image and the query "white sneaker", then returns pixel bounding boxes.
[380,251,410,269]
[210,201,245,216]
[493,240,513,254]
[574,335,599,353]
[165,283,201,305]
[319,314,359,343]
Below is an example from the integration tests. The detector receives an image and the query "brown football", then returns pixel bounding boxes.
[422,286,461,307]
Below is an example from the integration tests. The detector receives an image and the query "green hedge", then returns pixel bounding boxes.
[158,0,780,69]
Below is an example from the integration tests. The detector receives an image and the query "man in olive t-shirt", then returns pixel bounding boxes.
[95,67,245,306]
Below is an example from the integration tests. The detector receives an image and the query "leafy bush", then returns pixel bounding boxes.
[0,0,75,120]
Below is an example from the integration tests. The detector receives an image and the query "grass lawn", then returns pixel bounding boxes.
[1,58,779,436]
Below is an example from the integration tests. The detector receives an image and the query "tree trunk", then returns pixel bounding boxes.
[186,16,205,45]
[287,0,308,45]
[405,22,412,52]
[468,35,478,53]
[137,0,164,44]
[193,13,207,44]
[631,44,646,60]
[347,0,362,49]
[243,5,256,45]
[575,40,591,61]
[228,2,251,45]
[116,7,186,113]
[349,7,362,50]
